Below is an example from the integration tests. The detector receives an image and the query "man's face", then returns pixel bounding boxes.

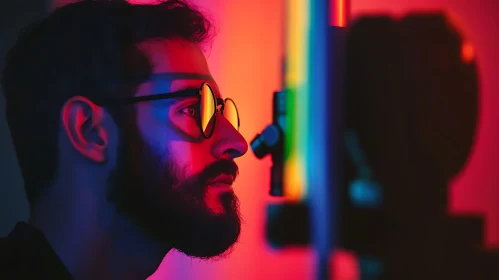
[108,39,248,259]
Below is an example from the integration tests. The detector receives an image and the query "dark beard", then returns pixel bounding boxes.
[107,120,241,259]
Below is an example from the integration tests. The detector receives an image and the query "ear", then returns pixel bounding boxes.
[61,96,108,163]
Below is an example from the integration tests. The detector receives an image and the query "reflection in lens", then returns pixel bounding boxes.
[201,84,216,136]
[224,99,239,130]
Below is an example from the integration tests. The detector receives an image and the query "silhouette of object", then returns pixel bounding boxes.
[342,13,499,280]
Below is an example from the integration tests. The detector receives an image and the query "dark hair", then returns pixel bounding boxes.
[1,0,214,207]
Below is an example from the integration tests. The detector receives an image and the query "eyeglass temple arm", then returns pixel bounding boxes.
[97,89,199,106]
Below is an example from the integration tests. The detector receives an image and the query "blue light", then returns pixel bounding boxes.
[349,178,383,208]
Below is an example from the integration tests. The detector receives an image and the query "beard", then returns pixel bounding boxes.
[107,120,241,259]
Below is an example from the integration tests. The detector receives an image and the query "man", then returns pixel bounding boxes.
[0,0,248,279]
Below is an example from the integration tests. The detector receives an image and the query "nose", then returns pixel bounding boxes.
[211,114,248,160]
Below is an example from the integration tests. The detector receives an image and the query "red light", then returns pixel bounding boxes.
[461,41,475,63]
[331,0,349,27]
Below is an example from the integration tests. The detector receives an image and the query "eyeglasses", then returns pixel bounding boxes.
[98,82,239,139]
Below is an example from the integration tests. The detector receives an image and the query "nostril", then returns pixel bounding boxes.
[225,148,242,159]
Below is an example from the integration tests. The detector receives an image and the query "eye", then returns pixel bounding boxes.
[181,105,198,118]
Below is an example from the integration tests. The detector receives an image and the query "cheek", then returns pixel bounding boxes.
[136,105,214,175]
[106,124,121,168]
[136,105,170,150]
[168,140,211,175]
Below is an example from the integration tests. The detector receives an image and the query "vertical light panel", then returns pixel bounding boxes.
[283,0,347,202]
[285,0,334,279]
[284,0,309,201]
[308,0,333,279]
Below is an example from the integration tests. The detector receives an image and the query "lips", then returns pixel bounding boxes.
[207,174,234,186]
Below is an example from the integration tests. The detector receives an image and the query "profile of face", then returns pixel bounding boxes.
[107,39,248,259]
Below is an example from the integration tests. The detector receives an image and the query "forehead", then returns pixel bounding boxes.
[134,38,220,96]
[138,38,209,73]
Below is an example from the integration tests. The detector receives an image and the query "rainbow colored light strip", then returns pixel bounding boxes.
[283,0,309,201]
[283,0,348,202]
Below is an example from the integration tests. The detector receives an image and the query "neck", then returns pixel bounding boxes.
[30,180,170,280]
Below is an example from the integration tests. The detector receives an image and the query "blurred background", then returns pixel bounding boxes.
[1,0,498,279]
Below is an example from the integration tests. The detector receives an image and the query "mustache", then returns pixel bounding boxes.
[174,159,239,196]
[198,159,239,184]
[173,159,239,200]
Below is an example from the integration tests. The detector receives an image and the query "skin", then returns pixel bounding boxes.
[29,38,248,280]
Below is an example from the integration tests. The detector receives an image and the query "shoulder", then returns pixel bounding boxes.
[0,236,25,278]
[0,235,18,263]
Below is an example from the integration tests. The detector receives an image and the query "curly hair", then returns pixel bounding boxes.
[1,0,214,207]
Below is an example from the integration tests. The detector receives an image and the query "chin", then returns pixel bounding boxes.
[173,194,242,259]
[176,225,241,260]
